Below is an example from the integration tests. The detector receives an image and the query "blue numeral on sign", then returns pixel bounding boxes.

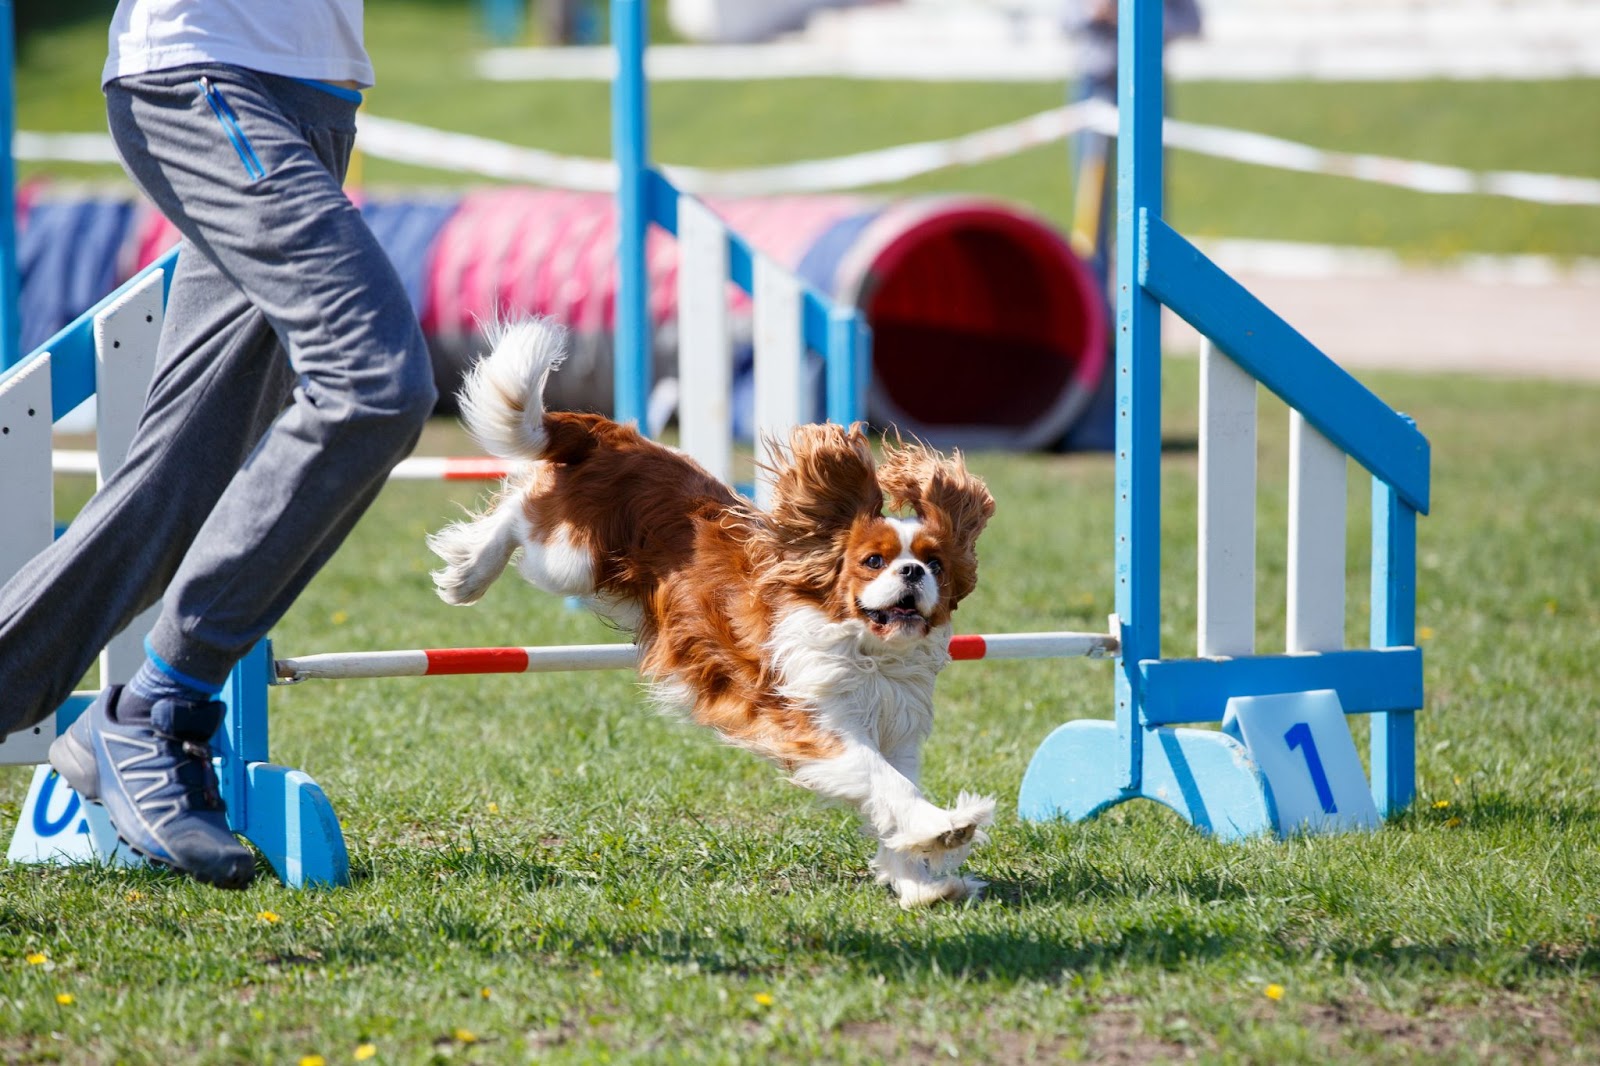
[32,771,82,838]
[1283,722,1337,814]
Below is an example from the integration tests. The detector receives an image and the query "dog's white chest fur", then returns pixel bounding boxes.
[769,608,950,751]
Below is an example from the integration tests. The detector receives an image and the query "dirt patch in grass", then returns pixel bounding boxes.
[830,990,1587,1064]
[840,1004,1184,1065]
[1244,991,1582,1063]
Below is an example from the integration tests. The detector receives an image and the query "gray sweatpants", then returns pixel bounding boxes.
[0,64,436,734]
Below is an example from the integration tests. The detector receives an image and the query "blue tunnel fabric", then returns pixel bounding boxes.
[357,197,460,317]
[18,198,135,354]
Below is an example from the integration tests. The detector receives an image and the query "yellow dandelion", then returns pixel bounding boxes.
[125,890,144,902]
[753,992,775,1007]
[487,802,499,815]
[353,1045,377,1062]
[25,952,47,966]
[479,987,493,1000]
[1445,817,1462,828]
[454,1029,478,1045]
[258,910,281,924]
[331,610,349,625]
[1264,984,1285,1001]
[55,993,74,1006]
[300,1056,326,1066]
[1417,626,1434,641]
[1432,800,1450,809]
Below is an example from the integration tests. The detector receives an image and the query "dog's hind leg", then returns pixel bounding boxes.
[512,518,598,600]
[428,494,526,606]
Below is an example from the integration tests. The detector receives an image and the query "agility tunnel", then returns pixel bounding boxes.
[16,186,1107,450]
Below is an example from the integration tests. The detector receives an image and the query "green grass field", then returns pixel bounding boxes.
[3,361,1599,1063]
[12,0,1600,259]
[5,2,1600,1061]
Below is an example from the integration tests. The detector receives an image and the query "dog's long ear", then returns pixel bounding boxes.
[758,422,884,592]
[878,438,995,606]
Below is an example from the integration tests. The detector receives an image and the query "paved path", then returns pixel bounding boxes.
[1164,269,1600,381]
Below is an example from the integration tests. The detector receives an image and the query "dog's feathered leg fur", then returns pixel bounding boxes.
[428,496,525,606]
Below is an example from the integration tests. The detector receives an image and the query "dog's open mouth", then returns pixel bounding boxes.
[860,594,928,633]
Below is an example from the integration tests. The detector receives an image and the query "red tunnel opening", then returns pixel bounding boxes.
[852,203,1108,450]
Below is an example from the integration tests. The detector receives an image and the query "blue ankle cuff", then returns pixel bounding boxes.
[130,641,224,704]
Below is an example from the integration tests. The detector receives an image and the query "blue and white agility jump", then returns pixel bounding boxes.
[2,0,1427,884]
[1016,0,1428,834]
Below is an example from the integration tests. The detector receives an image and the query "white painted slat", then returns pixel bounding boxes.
[675,196,733,484]
[1287,411,1347,653]
[752,253,804,509]
[0,357,59,763]
[1197,339,1257,657]
[94,269,165,684]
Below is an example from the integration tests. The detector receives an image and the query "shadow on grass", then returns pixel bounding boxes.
[557,922,1600,984]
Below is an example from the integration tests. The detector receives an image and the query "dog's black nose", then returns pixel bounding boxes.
[897,561,925,581]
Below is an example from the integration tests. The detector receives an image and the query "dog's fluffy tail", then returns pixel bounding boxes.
[429,318,565,606]
[457,317,568,462]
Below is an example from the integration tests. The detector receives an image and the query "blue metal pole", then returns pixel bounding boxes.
[825,307,869,425]
[1112,0,1164,793]
[611,0,650,430]
[1369,446,1418,815]
[0,0,20,372]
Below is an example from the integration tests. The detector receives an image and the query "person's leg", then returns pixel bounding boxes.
[49,67,434,886]
[0,249,291,737]
[109,70,436,687]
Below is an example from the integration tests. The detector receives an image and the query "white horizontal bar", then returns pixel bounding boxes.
[950,631,1119,660]
[55,451,514,482]
[274,630,1119,683]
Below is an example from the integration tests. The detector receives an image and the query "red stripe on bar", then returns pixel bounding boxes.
[948,634,987,660]
[424,647,531,674]
[442,459,513,480]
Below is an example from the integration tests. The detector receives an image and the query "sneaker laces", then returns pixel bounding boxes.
[172,738,225,811]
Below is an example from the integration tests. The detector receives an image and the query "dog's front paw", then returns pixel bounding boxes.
[873,846,988,908]
[893,873,987,909]
[883,791,996,865]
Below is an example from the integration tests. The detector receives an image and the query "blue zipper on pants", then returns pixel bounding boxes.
[198,77,267,181]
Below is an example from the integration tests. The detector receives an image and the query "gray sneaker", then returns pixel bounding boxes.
[49,686,256,889]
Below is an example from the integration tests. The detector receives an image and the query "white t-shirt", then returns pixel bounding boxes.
[104,0,373,88]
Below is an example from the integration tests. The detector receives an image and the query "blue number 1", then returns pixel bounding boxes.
[1283,722,1337,814]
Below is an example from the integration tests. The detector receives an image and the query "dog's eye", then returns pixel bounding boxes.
[864,554,884,570]
[927,558,943,576]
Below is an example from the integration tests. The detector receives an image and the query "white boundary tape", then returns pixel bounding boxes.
[19,101,1600,205]
[13,131,122,165]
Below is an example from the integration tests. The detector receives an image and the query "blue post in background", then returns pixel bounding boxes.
[0,1,20,372]
[825,307,869,427]
[611,0,650,430]
[481,0,524,44]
